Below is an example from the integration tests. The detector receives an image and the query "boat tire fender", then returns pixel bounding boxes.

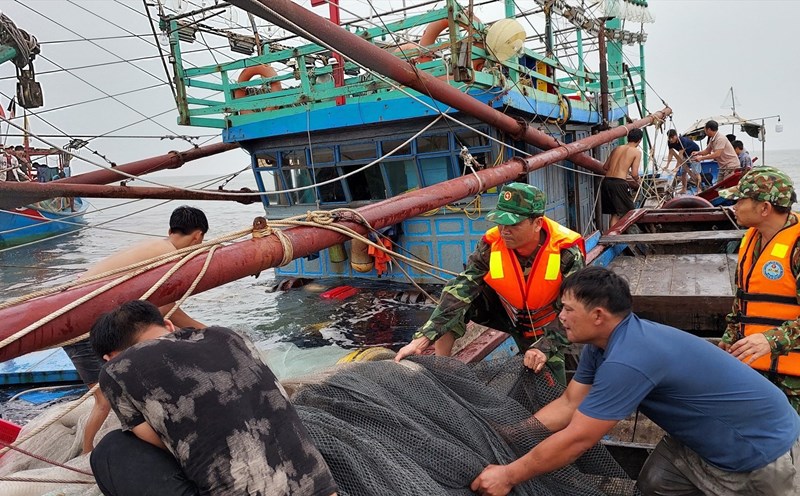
[662,196,714,209]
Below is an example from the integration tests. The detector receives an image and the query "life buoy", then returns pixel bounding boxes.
[233,64,282,114]
[391,18,485,72]
[662,196,714,209]
[337,347,396,363]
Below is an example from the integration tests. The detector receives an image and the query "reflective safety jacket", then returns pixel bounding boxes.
[735,214,800,376]
[483,217,584,340]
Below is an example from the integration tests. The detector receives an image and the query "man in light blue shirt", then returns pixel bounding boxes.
[733,140,753,170]
[471,266,799,496]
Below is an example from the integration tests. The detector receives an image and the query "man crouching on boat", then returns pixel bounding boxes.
[63,206,209,455]
[394,182,585,386]
[88,300,339,496]
[471,267,800,496]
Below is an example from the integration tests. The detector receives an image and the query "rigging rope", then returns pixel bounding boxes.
[0,12,38,67]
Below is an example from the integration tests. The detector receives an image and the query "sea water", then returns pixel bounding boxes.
[0,172,434,378]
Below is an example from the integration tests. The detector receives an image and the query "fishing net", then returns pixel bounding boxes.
[292,355,639,496]
[0,398,107,495]
[0,355,639,495]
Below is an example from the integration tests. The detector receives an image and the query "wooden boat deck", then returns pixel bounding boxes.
[608,253,738,336]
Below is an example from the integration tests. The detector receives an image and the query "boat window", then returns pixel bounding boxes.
[281,149,308,168]
[383,159,419,195]
[341,163,386,201]
[339,142,377,162]
[282,169,317,204]
[310,146,335,165]
[417,134,449,154]
[255,153,277,169]
[314,166,346,202]
[419,156,455,186]
[455,128,489,148]
[257,169,288,206]
[381,138,412,157]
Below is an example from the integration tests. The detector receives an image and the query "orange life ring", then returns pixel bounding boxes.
[391,18,485,72]
[233,64,282,114]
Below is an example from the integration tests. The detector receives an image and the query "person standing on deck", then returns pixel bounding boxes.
[3,145,23,181]
[691,120,740,181]
[471,267,800,496]
[63,206,209,454]
[89,300,339,496]
[718,167,800,413]
[734,140,753,170]
[665,129,701,194]
[601,128,642,228]
[394,183,585,386]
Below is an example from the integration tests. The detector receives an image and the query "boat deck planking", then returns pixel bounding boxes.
[600,229,744,245]
[609,254,737,336]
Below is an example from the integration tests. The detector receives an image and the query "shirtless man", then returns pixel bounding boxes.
[63,205,208,454]
[601,128,642,227]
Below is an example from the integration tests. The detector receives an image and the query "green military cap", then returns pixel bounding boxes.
[486,182,546,225]
[718,166,796,208]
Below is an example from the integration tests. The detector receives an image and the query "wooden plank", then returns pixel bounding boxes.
[600,230,744,245]
[634,255,675,295]
[609,254,737,297]
[669,254,735,297]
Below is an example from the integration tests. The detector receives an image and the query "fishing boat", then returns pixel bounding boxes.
[0,199,88,249]
[164,0,655,283]
[0,15,91,248]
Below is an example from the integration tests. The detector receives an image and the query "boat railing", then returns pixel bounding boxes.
[166,0,644,130]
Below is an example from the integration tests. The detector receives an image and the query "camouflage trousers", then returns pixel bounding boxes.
[461,289,569,387]
[762,372,800,414]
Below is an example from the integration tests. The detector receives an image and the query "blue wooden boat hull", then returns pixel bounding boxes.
[0,198,88,248]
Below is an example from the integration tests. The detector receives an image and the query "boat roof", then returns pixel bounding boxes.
[683,113,763,141]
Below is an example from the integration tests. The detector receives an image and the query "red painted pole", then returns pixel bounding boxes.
[0,143,239,210]
[227,0,609,175]
[57,142,238,185]
[0,108,670,362]
[0,182,261,204]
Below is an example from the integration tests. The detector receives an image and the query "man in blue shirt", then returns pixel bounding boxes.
[666,129,702,193]
[733,140,753,170]
[471,266,800,496]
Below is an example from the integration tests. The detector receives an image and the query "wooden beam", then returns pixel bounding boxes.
[601,230,743,245]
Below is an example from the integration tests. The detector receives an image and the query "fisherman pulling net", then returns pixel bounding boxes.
[0,355,637,496]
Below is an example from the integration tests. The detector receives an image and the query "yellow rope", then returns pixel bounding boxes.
[0,228,252,311]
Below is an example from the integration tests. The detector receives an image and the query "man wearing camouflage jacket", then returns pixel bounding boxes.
[394,183,585,386]
[719,166,800,413]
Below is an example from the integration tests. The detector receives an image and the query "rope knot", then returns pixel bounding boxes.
[307,210,335,225]
[252,216,273,238]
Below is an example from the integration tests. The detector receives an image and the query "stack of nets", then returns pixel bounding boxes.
[292,355,639,496]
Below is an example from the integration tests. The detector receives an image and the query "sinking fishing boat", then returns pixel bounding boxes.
[163,0,657,283]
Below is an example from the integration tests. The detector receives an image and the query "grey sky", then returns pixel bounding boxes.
[0,0,796,180]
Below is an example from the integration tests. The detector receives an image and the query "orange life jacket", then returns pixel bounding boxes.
[735,214,800,376]
[483,217,584,340]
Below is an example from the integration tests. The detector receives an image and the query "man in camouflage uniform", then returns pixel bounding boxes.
[395,183,585,386]
[719,166,800,413]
